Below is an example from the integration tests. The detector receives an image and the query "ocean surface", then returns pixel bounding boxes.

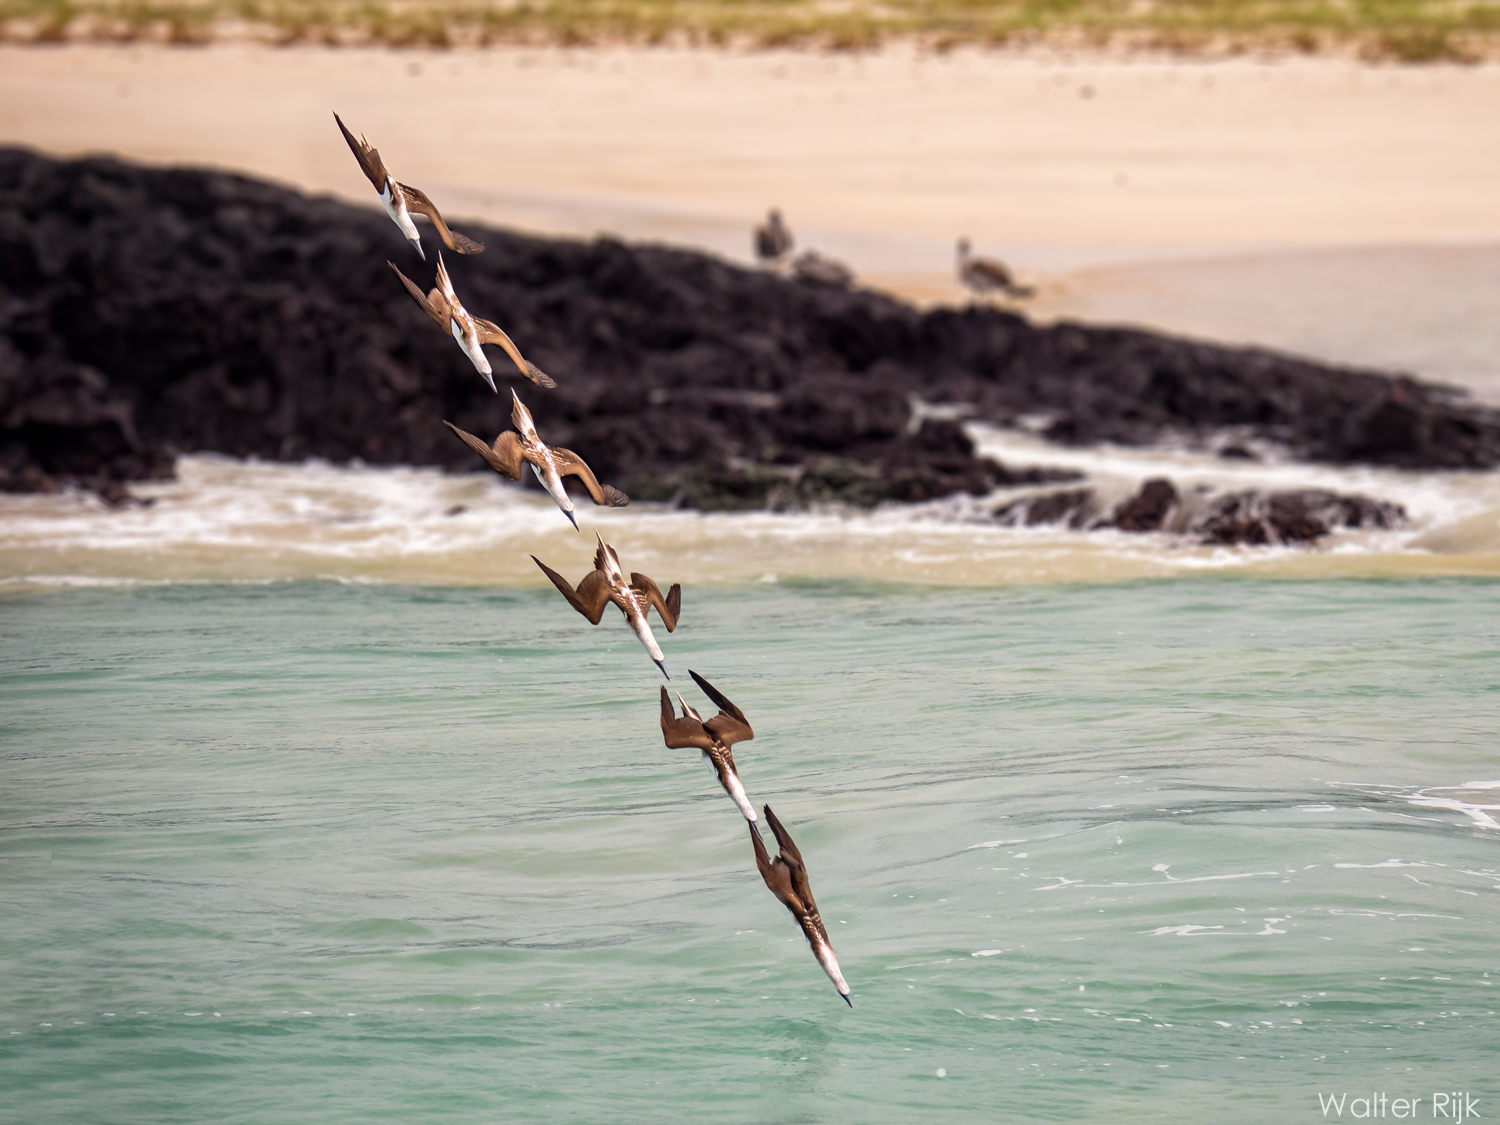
[3,447,1499,1123]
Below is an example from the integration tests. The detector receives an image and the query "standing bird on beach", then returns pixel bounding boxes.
[334,112,484,261]
[750,805,852,1006]
[754,208,794,265]
[445,394,627,529]
[389,255,555,390]
[533,534,681,679]
[956,237,1035,300]
[660,670,757,823]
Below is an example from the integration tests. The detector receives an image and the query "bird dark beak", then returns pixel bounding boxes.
[411,238,426,261]
[655,659,669,680]
[565,509,579,531]
[843,994,853,1008]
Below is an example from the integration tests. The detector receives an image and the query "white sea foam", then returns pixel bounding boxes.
[1328,780,1500,833]
[968,423,1500,546]
[1407,788,1500,831]
[2,440,1498,591]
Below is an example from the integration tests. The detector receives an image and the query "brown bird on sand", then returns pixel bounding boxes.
[750,804,852,1006]
[445,392,627,530]
[660,669,756,822]
[754,208,794,264]
[389,255,555,391]
[334,111,483,261]
[956,237,1035,300]
[533,534,680,679]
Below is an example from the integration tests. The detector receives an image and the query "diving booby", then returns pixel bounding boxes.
[751,804,852,1006]
[334,112,483,261]
[533,534,680,679]
[389,255,555,390]
[659,670,756,822]
[445,393,627,530]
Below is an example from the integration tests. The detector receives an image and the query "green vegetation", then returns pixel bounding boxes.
[2,0,1497,60]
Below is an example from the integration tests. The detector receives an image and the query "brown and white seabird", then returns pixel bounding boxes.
[445,392,627,530]
[334,112,483,261]
[956,237,1035,300]
[389,255,555,391]
[660,669,756,823]
[754,208,794,265]
[750,804,852,1006]
[532,534,680,679]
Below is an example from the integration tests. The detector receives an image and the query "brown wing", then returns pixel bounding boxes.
[532,556,610,624]
[334,112,387,191]
[762,804,822,927]
[750,821,802,913]
[397,182,485,254]
[689,669,753,747]
[660,686,713,751]
[762,804,805,870]
[630,573,679,632]
[971,257,1015,287]
[443,421,524,479]
[388,261,447,328]
[474,319,557,389]
[552,448,629,507]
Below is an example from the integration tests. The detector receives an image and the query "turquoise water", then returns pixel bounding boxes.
[3,579,1498,1123]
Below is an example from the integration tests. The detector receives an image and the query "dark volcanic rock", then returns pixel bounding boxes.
[1191,489,1406,546]
[1109,477,1180,532]
[992,488,1098,529]
[4,147,1499,507]
[0,340,173,499]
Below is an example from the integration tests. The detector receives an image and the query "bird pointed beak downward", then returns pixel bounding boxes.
[655,658,669,680]
[482,369,497,393]
[565,508,579,531]
[842,992,853,1008]
[410,238,426,261]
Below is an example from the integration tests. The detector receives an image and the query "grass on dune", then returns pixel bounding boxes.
[0,0,1497,60]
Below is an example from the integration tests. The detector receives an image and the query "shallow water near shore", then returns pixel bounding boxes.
[3,577,1497,1122]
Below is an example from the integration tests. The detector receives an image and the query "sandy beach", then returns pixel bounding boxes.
[2,43,1499,395]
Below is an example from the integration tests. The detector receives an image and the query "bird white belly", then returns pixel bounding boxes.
[452,320,491,375]
[627,608,665,662]
[381,183,422,245]
[814,937,851,998]
[531,461,573,512]
[721,766,757,822]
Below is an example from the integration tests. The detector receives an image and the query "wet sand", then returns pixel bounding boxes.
[2,43,1499,394]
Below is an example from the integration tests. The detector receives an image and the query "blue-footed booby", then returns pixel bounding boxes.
[751,804,852,1007]
[334,112,483,260]
[445,392,626,529]
[533,535,680,679]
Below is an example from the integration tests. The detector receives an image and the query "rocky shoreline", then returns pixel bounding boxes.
[4,147,1497,543]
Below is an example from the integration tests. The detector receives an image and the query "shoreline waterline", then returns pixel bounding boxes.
[3,452,1499,593]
